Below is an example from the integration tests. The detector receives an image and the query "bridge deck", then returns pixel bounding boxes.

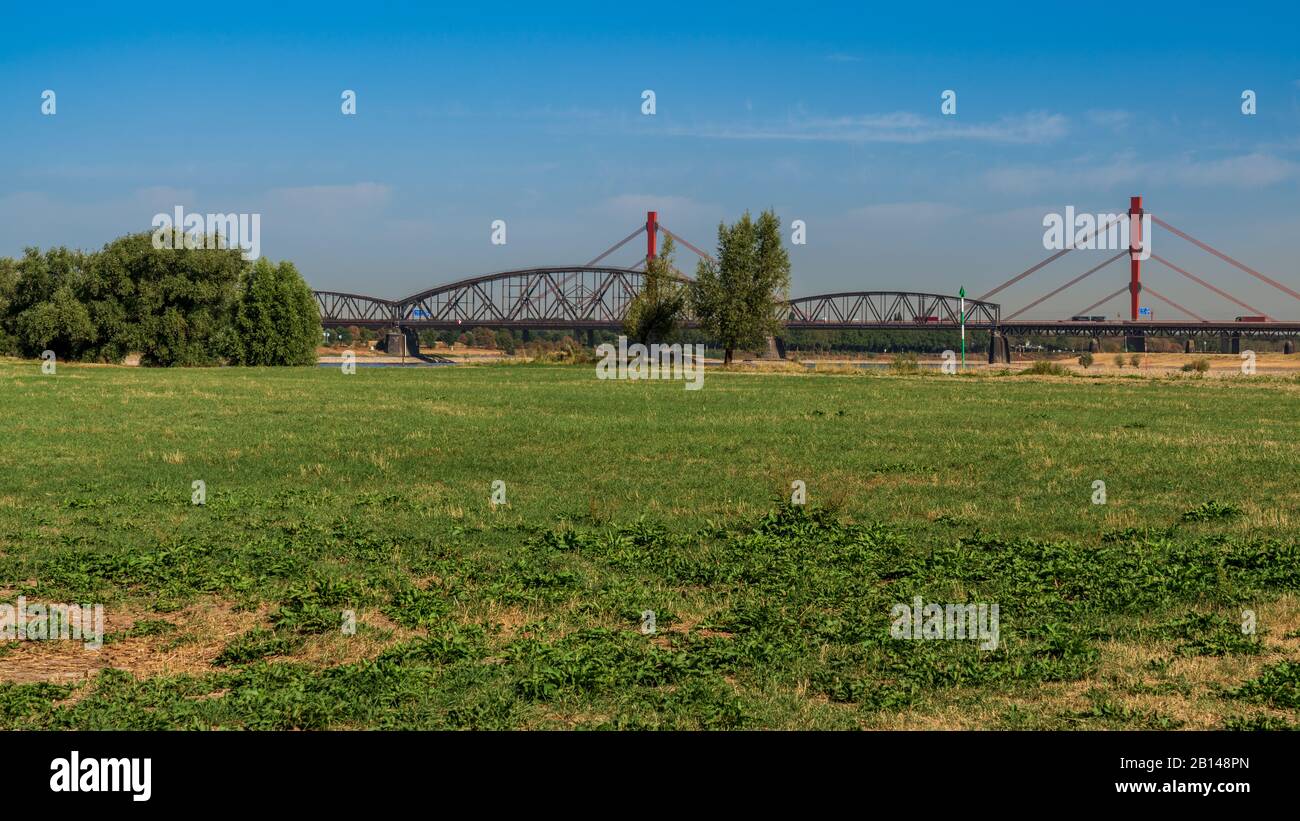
[314,267,1299,338]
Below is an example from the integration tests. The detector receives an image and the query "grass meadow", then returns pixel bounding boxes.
[1,359,1299,729]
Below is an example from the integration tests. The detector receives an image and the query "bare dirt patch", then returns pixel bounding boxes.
[0,600,265,685]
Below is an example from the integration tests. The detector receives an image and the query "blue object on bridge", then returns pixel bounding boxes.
[1138,307,1151,317]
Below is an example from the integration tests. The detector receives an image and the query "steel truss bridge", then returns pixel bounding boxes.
[313,203,1300,359]
[314,275,1001,332]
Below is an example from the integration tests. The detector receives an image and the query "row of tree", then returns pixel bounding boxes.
[0,231,321,365]
[782,328,992,353]
[624,209,791,364]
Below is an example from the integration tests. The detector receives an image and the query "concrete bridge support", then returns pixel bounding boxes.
[1217,332,1246,354]
[1286,340,1296,355]
[1185,339,1195,354]
[1087,337,1100,353]
[761,335,786,360]
[987,332,1011,364]
[383,330,407,356]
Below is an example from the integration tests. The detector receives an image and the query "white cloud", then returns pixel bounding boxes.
[1169,152,1299,187]
[665,110,1068,145]
[844,201,966,224]
[132,186,197,209]
[969,205,1063,234]
[0,190,176,253]
[1085,109,1133,131]
[265,182,392,213]
[597,194,725,226]
[982,154,1144,194]
[980,152,1298,194]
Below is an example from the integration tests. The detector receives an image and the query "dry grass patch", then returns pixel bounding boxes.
[0,600,266,685]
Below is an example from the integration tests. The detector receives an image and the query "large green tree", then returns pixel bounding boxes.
[623,234,685,345]
[0,256,21,355]
[691,209,791,364]
[15,284,97,359]
[89,230,245,365]
[232,258,321,365]
[6,247,98,359]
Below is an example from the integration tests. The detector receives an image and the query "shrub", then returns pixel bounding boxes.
[2,231,321,367]
[888,352,920,374]
[1182,500,1242,522]
[1182,358,1211,374]
[1078,351,1094,368]
[1024,360,1069,376]
[1113,354,1125,368]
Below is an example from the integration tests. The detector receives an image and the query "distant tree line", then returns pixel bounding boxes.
[783,328,992,354]
[0,230,321,366]
[397,326,718,354]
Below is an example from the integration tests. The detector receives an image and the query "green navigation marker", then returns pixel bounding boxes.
[958,286,966,370]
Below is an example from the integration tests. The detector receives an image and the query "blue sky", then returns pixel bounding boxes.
[2,1,1298,318]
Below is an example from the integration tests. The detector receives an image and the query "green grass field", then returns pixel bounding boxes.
[2,359,1299,729]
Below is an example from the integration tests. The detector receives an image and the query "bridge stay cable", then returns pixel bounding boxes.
[1152,216,1300,303]
[1004,251,1126,320]
[1073,285,1129,317]
[1144,286,1207,322]
[657,225,716,264]
[1149,254,1271,320]
[976,216,1125,303]
[982,208,1296,322]
[585,226,645,267]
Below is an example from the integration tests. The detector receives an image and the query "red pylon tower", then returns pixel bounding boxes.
[1128,195,1143,321]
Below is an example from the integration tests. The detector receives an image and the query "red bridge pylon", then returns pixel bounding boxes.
[585,212,714,277]
[979,196,1298,322]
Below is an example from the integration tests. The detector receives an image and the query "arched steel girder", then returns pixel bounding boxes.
[782,291,1000,329]
[315,266,695,328]
[313,290,398,325]
[399,266,691,326]
[314,272,1000,332]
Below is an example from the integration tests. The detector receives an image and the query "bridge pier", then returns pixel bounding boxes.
[1125,333,1146,353]
[1214,333,1244,354]
[383,330,407,357]
[1087,337,1099,353]
[987,332,1011,364]
[759,337,785,358]
[403,327,420,356]
[1185,339,1195,354]
[1286,340,1296,355]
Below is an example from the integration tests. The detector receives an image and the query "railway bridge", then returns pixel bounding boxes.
[313,202,1300,361]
